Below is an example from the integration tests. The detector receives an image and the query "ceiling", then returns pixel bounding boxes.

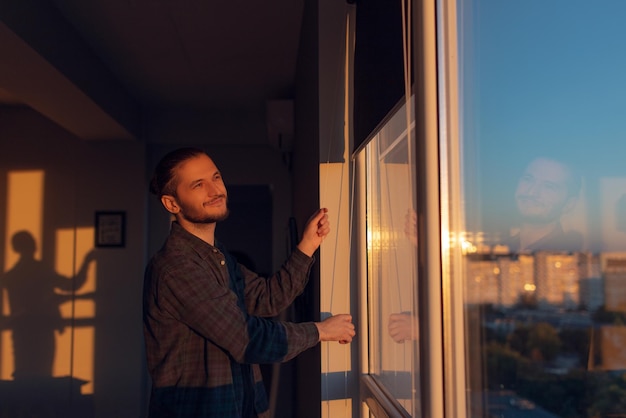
[0,0,305,141]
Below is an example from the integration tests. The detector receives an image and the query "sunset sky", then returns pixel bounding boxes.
[460,0,626,252]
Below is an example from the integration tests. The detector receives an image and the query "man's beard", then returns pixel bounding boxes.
[178,197,230,224]
[183,209,230,224]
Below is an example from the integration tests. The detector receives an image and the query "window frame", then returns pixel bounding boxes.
[355,0,467,416]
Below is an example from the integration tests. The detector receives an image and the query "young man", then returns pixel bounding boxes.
[143,147,355,417]
[510,156,582,252]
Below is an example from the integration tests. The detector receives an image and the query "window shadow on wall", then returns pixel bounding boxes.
[0,231,96,417]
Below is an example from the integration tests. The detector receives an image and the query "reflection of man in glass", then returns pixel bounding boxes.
[510,156,582,252]
[1,230,95,379]
[388,208,418,343]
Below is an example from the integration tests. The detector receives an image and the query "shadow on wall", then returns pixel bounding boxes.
[0,231,96,417]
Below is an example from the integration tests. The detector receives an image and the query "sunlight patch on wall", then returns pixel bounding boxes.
[1,170,44,381]
[73,326,95,394]
[56,228,96,317]
[0,330,11,380]
[320,162,353,416]
[54,227,96,394]
[4,171,44,267]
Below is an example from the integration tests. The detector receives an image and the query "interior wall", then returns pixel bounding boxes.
[0,3,351,418]
[0,2,351,417]
[292,0,322,416]
[0,106,146,417]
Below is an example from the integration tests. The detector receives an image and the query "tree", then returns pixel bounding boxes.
[527,322,561,362]
[588,382,626,418]
[559,328,590,366]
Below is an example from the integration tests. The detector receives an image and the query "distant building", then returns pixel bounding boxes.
[535,252,580,309]
[463,241,612,311]
[466,251,535,308]
[465,254,499,305]
[603,254,626,312]
[578,252,603,311]
[499,254,534,307]
[579,278,604,311]
[589,325,626,371]
[579,252,601,279]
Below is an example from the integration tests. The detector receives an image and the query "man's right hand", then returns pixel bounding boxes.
[297,208,330,257]
[315,314,355,344]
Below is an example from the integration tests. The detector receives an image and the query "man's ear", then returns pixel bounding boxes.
[161,195,180,214]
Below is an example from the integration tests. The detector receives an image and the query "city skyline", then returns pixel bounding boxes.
[465,246,626,312]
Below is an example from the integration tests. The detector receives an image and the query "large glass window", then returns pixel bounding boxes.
[360,97,420,417]
[445,1,626,416]
[355,2,626,417]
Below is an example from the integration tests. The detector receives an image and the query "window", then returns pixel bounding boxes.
[359,98,420,417]
[446,1,626,417]
[356,1,626,417]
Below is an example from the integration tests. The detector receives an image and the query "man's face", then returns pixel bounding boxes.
[169,154,229,224]
[514,158,576,223]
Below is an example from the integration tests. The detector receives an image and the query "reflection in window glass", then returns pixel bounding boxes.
[363,97,420,416]
[454,1,626,416]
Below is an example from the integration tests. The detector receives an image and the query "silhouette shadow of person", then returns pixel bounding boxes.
[1,230,95,381]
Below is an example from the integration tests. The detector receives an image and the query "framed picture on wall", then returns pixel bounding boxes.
[95,211,126,248]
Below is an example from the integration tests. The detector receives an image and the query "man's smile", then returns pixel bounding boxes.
[205,195,226,206]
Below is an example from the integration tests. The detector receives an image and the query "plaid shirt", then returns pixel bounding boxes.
[143,222,320,417]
